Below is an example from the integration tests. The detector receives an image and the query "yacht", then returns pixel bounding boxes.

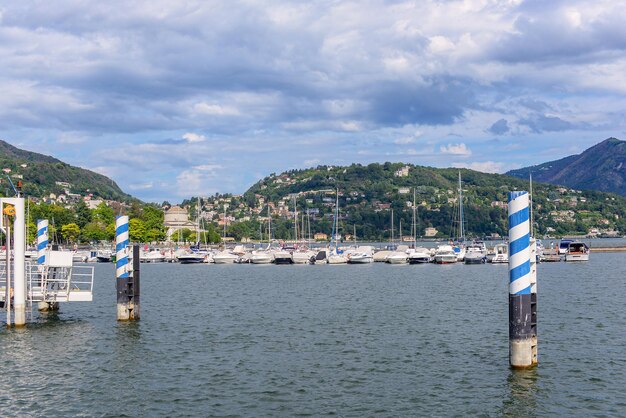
[327,248,348,264]
[490,243,508,264]
[386,245,409,264]
[434,244,457,264]
[311,249,328,264]
[273,246,294,264]
[292,248,316,264]
[464,241,487,264]
[178,249,208,264]
[408,247,433,264]
[96,249,113,262]
[564,241,590,262]
[212,250,240,264]
[347,246,374,264]
[140,249,165,263]
[251,249,274,264]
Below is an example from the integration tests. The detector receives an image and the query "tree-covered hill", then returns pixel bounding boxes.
[0,140,131,201]
[233,162,626,241]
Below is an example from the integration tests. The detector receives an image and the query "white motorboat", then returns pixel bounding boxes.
[311,249,328,264]
[212,251,239,264]
[178,250,208,264]
[347,246,374,264]
[408,247,433,264]
[140,249,165,263]
[273,247,294,264]
[386,251,408,264]
[292,249,316,264]
[96,249,113,262]
[327,249,348,264]
[490,243,509,264]
[565,241,590,261]
[434,245,457,264]
[251,250,274,264]
[464,241,487,264]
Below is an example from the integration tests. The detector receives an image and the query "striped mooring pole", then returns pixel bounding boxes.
[115,216,140,321]
[36,219,49,265]
[508,191,537,368]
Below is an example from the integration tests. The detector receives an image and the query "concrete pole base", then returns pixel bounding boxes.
[117,303,130,321]
[13,303,26,327]
[510,339,535,369]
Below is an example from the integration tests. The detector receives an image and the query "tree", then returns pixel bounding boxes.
[61,223,80,243]
[129,218,146,242]
[74,200,92,228]
[82,222,108,242]
[92,202,115,225]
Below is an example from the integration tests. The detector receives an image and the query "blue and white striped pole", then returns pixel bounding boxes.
[115,216,130,320]
[115,216,129,279]
[508,191,534,368]
[37,219,49,265]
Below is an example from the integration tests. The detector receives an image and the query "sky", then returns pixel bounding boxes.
[1,0,625,203]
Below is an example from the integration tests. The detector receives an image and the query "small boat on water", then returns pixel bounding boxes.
[564,241,590,262]
[96,249,113,262]
[490,243,508,264]
[251,250,274,264]
[464,241,487,264]
[292,248,316,264]
[434,245,457,264]
[140,249,165,263]
[386,245,409,264]
[311,249,328,264]
[347,246,374,264]
[212,250,239,264]
[178,250,208,264]
[408,247,433,264]
[273,246,294,264]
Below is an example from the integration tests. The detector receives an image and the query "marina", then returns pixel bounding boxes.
[1,253,624,416]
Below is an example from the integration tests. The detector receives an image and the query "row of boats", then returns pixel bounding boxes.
[72,241,516,265]
[11,239,590,265]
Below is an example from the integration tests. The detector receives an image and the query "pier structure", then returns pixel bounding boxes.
[1,197,27,326]
[508,191,535,368]
[116,216,140,321]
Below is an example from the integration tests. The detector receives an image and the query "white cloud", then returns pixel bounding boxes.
[440,143,472,156]
[193,102,240,116]
[182,133,206,143]
[453,161,512,173]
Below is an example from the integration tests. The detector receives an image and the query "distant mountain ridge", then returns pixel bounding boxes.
[506,138,626,196]
[0,139,131,201]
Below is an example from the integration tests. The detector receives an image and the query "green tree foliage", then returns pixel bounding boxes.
[61,223,80,243]
[129,218,146,242]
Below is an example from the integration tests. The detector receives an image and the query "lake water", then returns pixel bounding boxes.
[1,253,625,416]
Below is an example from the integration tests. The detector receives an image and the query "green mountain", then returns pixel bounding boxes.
[0,140,131,201]
[229,162,626,240]
[506,138,626,196]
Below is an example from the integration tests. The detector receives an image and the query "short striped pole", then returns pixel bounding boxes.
[508,191,534,368]
[115,216,130,320]
[37,219,49,265]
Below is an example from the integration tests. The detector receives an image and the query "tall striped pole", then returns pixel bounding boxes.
[508,191,534,368]
[115,216,130,320]
[37,219,49,265]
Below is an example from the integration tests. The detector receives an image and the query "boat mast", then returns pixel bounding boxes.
[412,188,417,248]
[293,195,298,242]
[222,203,226,242]
[458,171,465,242]
[196,197,201,246]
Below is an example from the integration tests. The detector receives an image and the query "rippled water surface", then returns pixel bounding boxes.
[1,253,625,416]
